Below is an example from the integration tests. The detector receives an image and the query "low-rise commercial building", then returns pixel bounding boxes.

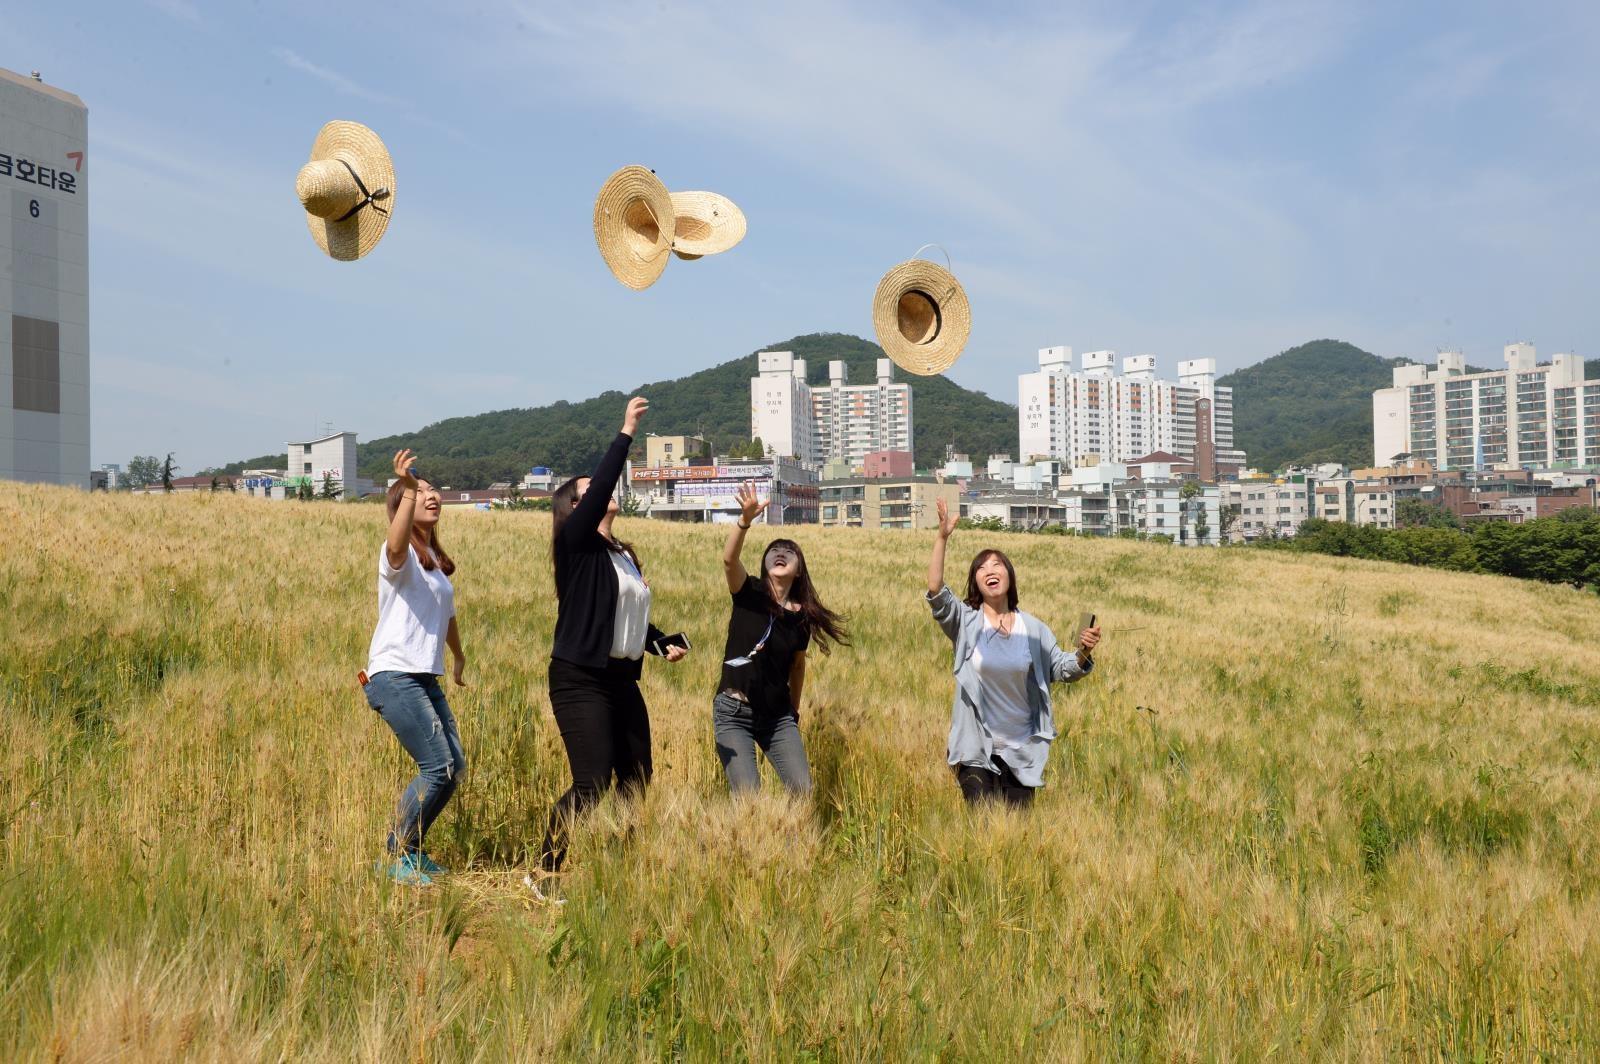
[819,476,960,530]
[628,457,817,525]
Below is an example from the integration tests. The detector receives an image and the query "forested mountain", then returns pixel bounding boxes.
[216,336,1600,486]
[217,334,1018,489]
[1218,340,1411,471]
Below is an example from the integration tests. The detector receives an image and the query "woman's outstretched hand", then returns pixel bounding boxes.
[393,448,418,490]
[736,480,769,526]
[622,396,649,437]
[935,497,958,539]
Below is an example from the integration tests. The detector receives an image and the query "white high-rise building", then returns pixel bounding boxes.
[1018,348,1243,469]
[750,352,912,471]
[1372,342,1599,470]
[1,69,89,487]
[750,351,816,465]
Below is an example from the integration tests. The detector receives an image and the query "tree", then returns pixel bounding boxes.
[1396,498,1460,529]
[126,455,162,490]
[319,472,340,500]
[1194,507,1211,545]
[209,476,220,492]
[161,454,178,493]
[1220,503,1240,536]
[297,480,314,502]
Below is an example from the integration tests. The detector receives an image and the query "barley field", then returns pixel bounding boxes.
[4,484,1600,1060]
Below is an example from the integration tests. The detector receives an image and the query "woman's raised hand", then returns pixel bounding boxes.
[621,396,649,437]
[393,449,418,490]
[737,480,769,525]
[935,497,958,539]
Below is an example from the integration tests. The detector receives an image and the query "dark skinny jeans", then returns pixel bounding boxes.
[540,657,653,872]
[955,755,1035,808]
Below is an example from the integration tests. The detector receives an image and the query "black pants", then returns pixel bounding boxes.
[540,657,653,872]
[956,755,1035,808]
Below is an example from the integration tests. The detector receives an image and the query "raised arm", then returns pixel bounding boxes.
[560,396,647,547]
[926,496,958,596]
[723,479,769,594]
[385,449,419,570]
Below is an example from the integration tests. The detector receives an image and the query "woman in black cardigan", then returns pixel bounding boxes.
[532,396,687,900]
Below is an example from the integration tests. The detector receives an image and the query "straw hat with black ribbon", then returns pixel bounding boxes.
[871,246,972,376]
[295,121,395,261]
[669,190,747,261]
[593,166,676,289]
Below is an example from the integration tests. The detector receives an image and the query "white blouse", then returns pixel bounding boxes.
[608,550,652,660]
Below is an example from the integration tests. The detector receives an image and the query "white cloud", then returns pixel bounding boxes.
[272,47,398,105]
[146,0,200,23]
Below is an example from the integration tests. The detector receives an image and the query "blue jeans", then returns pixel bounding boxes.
[364,671,467,855]
[712,691,812,795]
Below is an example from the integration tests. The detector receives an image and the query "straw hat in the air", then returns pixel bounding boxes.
[871,255,972,376]
[295,121,395,261]
[669,191,747,260]
[593,166,676,289]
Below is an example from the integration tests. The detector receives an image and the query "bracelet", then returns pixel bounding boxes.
[738,521,751,529]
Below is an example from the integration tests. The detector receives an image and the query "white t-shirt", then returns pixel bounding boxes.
[609,550,652,660]
[971,614,1033,750]
[366,544,456,676]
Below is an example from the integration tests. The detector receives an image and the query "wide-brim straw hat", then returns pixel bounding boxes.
[594,166,675,289]
[871,255,972,376]
[296,121,395,262]
[669,190,747,260]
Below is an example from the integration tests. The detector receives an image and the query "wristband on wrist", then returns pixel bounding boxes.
[738,520,751,529]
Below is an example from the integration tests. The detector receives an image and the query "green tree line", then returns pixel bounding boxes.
[1251,509,1600,593]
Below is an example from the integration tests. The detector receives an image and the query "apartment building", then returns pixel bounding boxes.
[1018,347,1245,472]
[1224,480,1312,541]
[1372,343,1600,470]
[750,351,912,472]
[1313,479,1396,528]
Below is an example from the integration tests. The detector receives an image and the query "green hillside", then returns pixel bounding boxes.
[219,334,1017,489]
[1218,339,1411,471]
[218,338,1600,486]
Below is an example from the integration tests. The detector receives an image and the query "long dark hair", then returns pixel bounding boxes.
[759,538,848,654]
[385,480,455,575]
[549,474,638,591]
[963,548,1017,611]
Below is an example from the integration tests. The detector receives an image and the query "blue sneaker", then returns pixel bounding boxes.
[417,853,448,876]
[385,852,433,887]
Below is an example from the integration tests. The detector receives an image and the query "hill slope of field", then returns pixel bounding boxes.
[7,487,1600,1057]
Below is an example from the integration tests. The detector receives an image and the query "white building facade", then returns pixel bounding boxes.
[1018,348,1243,470]
[751,351,912,472]
[1224,481,1312,542]
[1372,343,1600,470]
[1,69,89,487]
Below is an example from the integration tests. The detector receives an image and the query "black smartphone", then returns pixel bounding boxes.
[651,631,691,656]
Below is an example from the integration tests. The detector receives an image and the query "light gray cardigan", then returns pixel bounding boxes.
[925,585,1091,788]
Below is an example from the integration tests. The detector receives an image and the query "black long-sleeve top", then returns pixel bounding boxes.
[550,430,666,676]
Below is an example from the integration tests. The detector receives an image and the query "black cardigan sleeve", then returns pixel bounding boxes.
[559,431,634,550]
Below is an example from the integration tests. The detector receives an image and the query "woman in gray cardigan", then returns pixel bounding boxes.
[924,498,1101,806]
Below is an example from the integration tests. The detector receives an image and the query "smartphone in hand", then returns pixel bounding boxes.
[651,631,691,657]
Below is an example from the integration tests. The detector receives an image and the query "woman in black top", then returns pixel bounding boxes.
[533,396,687,898]
[713,481,847,794]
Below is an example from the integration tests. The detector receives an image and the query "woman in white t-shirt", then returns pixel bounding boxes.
[362,448,469,886]
[924,498,1101,807]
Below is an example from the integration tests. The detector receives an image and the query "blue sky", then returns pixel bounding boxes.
[9,1,1599,469]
